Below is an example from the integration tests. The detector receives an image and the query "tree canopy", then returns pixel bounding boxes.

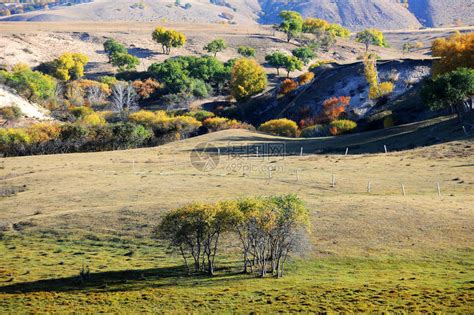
[279,10,304,43]
[152,27,187,55]
[110,52,140,72]
[431,32,474,76]
[237,46,256,58]
[356,29,388,52]
[203,39,227,57]
[421,67,474,119]
[52,53,89,81]
[265,52,288,75]
[0,64,57,102]
[292,47,316,65]
[230,58,267,102]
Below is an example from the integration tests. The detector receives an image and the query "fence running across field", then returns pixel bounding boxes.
[88,149,473,197]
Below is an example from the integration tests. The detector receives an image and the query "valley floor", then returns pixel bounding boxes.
[0,123,473,312]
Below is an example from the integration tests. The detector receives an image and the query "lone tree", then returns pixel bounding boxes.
[356,29,388,53]
[110,82,139,120]
[283,55,303,78]
[421,67,474,121]
[265,52,287,75]
[152,27,187,55]
[279,10,303,43]
[103,38,127,62]
[203,39,227,57]
[230,58,267,102]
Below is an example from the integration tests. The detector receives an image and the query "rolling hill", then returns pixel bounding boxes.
[0,114,473,312]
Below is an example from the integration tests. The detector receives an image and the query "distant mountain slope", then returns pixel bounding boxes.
[408,0,474,27]
[1,0,472,30]
[258,0,422,30]
[0,0,260,24]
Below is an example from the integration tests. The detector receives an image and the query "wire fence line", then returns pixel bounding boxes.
[89,155,473,197]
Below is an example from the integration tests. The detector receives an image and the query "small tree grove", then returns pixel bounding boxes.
[156,194,311,278]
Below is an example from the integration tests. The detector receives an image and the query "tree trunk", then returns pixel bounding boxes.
[180,246,191,275]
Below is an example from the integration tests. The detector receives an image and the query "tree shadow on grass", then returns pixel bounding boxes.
[0,264,244,294]
[128,47,160,59]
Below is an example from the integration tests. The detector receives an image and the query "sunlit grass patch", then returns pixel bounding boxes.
[0,233,472,313]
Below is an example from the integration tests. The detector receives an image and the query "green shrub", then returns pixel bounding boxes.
[186,110,215,122]
[301,124,328,138]
[0,106,23,122]
[329,119,357,135]
[237,46,256,58]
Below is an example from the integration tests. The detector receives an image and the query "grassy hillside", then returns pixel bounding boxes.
[0,116,473,312]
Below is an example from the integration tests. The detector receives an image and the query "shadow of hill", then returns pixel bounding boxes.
[189,114,473,156]
[0,265,242,294]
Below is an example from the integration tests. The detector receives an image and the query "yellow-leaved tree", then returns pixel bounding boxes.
[152,27,186,55]
[363,53,394,100]
[53,53,89,81]
[431,32,474,76]
[230,58,267,102]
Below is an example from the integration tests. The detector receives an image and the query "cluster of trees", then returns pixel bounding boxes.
[35,53,90,82]
[431,32,473,76]
[261,96,357,138]
[0,107,253,156]
[265,52,302,77]
[278,11,350,44]
[156,194,310,277]
[203,39,227,57]
[148,56,234,98]
[230,58,267,102]
[0,121,151,156]
[103,38,140,72]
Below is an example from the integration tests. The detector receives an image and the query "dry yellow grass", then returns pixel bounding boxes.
[1,128,472,250]
[0,127,473,312]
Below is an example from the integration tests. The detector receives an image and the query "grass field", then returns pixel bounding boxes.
[0,116,473,312]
